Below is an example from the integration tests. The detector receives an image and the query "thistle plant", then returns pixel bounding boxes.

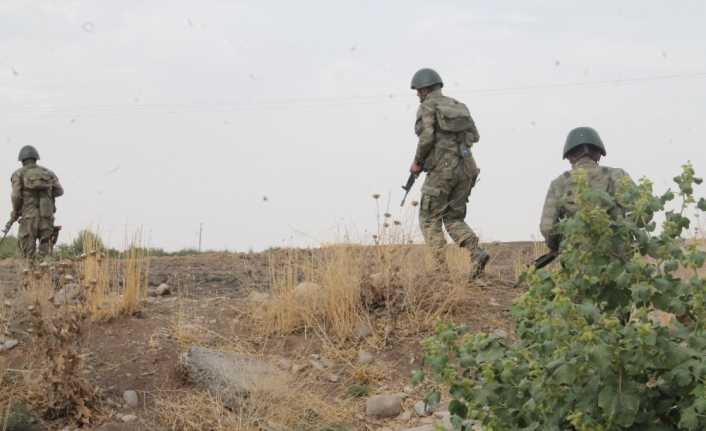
[417,163,706,430]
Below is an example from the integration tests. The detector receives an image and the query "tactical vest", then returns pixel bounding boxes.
[19,166,56,218]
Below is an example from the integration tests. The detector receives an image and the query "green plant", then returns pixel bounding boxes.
[418,163,706,430]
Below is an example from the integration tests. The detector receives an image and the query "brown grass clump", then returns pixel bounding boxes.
[79,229,149,320]
[254,242,473,341]
[151,376,353,431]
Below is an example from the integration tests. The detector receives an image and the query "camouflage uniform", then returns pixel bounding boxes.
[540,157,633,250]
[414,89,483,266]
[11,161,64,259]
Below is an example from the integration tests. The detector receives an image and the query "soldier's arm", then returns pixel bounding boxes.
[540,179,562,251]
[52,173,64,198]
[467,115,480,144]
[10,173,22,218]
[413,103,436,165]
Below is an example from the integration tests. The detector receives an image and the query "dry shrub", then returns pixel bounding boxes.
[255,243,473,340]
[79,230,149,320]
[151,376,353,431]
[27,305,98,425]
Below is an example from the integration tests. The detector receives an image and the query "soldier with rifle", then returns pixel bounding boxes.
[539,126,634,256]
[405,68,489,280]
[8,146,64,261]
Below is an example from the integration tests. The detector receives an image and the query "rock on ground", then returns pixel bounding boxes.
[358,349,374,364]
[0,337,19,352]
[366,394,402,418]
[122,390,139,408]
[180,346,289,408]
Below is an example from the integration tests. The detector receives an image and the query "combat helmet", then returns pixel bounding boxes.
[563,127,606,159]
[18,145,40,162]
[410,68,443,90]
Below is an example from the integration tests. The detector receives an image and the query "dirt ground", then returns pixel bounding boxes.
[0,242,539,431]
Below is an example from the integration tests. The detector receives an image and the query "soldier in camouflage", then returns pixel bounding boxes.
[409,68,490,279]
[10,146,64,260]
[540,126,634,251]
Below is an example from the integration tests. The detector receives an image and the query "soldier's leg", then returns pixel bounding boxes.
[419,191,449,269]
[18,218,38,260]
[37,218,53,259]
[443,177,489,279]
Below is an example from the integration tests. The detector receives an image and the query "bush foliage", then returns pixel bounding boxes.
[419,163,706,430]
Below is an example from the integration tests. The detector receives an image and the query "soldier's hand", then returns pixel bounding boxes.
[410,163,423,175]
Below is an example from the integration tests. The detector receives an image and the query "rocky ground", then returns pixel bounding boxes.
[0,242,539,431]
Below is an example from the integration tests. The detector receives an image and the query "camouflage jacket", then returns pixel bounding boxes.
[414,89,480,175]
[11,162,64,219]
[540,158,634,250]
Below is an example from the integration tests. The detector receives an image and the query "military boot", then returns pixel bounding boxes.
[461,239,490,280]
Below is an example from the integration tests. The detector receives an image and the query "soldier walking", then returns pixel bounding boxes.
[8,146,64,260]
[540,127,634,252]
[409,68,490,280]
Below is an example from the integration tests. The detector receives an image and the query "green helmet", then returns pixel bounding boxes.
[410,68,443,90]
[18,145,40,162]
[563,127,606,159]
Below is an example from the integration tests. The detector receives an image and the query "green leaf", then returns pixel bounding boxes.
[424,391,442,410]
[679,406,700,430]
[698,198,706,211]
[410,371,424,386]
[448,399,468,419]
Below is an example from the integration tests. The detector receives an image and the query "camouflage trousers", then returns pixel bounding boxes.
[419,159,479,265]
[18,216,54,260]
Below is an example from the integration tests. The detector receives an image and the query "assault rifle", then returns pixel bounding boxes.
[533,250,559,270]
[0,218,17,249]
[400,173,418,207]
[513,250,559,288]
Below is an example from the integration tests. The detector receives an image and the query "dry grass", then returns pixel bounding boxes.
[80,230,150,320]
[151,375,354,431]
[254,242,473,341]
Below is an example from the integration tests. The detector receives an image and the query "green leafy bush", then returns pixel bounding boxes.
[419,163,706,430]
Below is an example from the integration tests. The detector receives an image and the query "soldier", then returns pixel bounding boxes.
[409,68,490,280]
[9,146,64,260]
[540,126,634,251]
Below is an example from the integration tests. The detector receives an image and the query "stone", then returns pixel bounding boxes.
[365,394,402,418]
[180,346,289,409]
[53,283,81,305]
[0,338,19,352]
[327,374,340,383]
[120,414,137,423]
[358,350,374,365]
[414,400,433,417]
[123,390,139,408]
[354,320,373,339]
[155,283,171,296]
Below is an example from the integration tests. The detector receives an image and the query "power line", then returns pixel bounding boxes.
[2,71,705,118]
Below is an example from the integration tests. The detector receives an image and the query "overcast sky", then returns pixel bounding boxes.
[1,0,704,251]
